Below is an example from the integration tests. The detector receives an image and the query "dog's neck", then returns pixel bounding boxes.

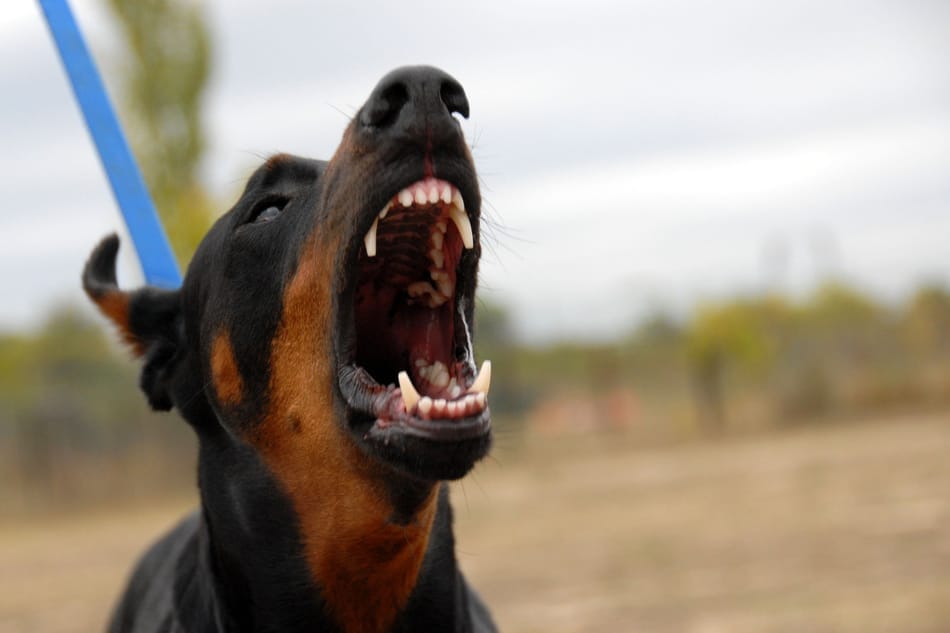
[186,431,463,633]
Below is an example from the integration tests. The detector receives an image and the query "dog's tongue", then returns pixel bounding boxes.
[353,284,454,386]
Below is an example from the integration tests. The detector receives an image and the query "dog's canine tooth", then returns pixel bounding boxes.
[379,201,392,219]
[399,189,413,207]
[467,361,491,396]
[449,205,474,249]
[398,371,421,412]
[364,216,379,257]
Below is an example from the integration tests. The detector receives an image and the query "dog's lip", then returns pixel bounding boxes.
[332,156,488,443]
[337,364,491,442]
[371,407,491,442]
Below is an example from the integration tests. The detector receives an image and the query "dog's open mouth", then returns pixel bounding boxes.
[338,177,490,442]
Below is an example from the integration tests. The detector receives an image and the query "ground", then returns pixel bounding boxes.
[2,412,949,633]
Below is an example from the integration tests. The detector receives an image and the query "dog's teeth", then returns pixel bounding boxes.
[467,360,491,396]
[379,201,392,219]
[430,361,450,388]
[431,230,443,250]
[414,187,427,205]
[399,189,413,207]
[437,278,453,298]
[408,281,434,298]
[449,205,474,249]
[418,396,433,417]
[428,186,439,204]
[441,184,453,204]
[364,216,379,257]
[430,249,444,269]
[398,371,421,412]
[452,190,465,212]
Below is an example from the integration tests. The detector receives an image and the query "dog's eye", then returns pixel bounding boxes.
[253,205,283,223]
[246,197,289,225]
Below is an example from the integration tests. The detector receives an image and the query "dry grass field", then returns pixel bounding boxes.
[2,412,949,633]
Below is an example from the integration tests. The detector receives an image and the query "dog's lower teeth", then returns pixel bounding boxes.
[398,371,420,412]
[467,361,491,396]
[418,397,433,416]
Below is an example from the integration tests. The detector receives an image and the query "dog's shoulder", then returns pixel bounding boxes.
[108,511,207,633]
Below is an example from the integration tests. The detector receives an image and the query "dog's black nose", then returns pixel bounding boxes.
[360,66,469,137]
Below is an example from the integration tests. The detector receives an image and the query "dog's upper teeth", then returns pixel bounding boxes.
[398,371,421,412]
[467,360,491,396]
[370,180,471,261]
[449,205,474,250]
[364,216,379,257]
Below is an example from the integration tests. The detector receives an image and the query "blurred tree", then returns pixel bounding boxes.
[901,285,950,356]
[105,0,214,266]
[686,298,787,430]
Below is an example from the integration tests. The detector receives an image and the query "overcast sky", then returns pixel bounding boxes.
[2,0,949,342]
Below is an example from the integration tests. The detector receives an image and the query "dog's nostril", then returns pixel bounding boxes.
[440,80,469,120]
[360,81,409,129]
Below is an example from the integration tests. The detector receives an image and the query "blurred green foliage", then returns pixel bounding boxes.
[478,282,950,435]
[106,0,214,266]
[1,282,948,514]
[0,308,193,515]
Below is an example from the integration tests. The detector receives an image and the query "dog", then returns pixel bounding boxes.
[83,66,497,633]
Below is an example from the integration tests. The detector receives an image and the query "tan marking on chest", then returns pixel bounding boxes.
[252,236,436,633]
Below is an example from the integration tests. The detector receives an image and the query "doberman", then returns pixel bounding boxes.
[83,66,497,633]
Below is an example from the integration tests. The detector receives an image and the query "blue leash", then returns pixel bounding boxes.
[38,0,182,288]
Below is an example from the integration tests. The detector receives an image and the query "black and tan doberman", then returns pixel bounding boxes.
[83,66,496,633]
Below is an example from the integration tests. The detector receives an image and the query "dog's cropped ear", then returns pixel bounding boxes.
[83,234,183,411]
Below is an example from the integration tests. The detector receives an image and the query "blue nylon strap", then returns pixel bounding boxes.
[38,0,182,288]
